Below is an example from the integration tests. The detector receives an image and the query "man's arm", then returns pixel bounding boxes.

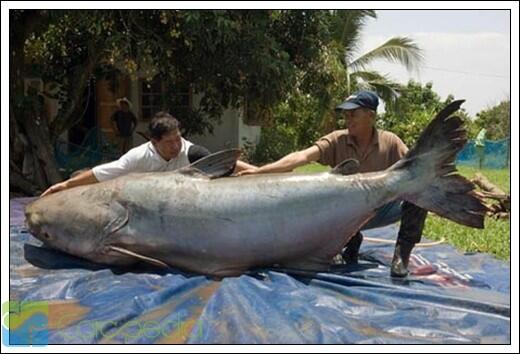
[234,160,257,173]
[131,112,138,132]
[41,146,140,198]
[40,169,99,197]
[237,145,321,175]
[110,112,119,135]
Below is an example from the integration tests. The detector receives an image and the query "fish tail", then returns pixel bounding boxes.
[390,100,487,228]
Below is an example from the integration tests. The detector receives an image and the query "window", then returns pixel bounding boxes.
[171,81,191,108]
[140,76,192,121]
[140,77,163,120]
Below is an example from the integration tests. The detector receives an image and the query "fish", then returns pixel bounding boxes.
[25,100,487,277]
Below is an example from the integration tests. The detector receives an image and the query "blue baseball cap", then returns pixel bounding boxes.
[335,90,379,112]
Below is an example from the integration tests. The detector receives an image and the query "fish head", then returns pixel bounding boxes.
[25,187,128,260]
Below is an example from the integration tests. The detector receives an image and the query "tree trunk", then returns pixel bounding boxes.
[9,10,64,194]
[50,43,101,139]
[19,104,63,186]
[10,161,41,196]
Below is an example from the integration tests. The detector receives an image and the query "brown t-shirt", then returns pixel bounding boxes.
[314,129,408,173]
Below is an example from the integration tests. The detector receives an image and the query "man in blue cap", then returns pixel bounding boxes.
[239,90,428,277]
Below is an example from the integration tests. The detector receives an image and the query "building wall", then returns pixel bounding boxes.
[130,79,150,147]
[238,108,261,149]
[97,79,261,153]
[170,93,261,153]
[188,93,240,152]
[96,76,131,143]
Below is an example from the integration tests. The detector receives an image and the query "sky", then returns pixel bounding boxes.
[357,9,511,117]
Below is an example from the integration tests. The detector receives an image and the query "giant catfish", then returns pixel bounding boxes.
[25,100,487,276]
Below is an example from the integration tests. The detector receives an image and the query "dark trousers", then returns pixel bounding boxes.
[361,200,427,245]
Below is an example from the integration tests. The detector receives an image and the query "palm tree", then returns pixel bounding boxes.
[331,10,424,106]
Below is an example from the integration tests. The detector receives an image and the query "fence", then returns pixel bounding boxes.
[54,127,120,177]
[456,137,510,169]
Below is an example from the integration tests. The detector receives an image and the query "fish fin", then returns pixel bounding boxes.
[330,159,360,175]
[103,201,129,235]
[108,246,170,269]
[390,99,487,228]
[177,149,241,179]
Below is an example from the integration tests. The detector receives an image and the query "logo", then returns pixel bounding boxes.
[2,300,49,346]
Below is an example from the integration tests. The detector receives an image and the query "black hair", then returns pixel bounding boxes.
[148,112,180,140]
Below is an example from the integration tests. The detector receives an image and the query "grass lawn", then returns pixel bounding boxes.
[426,166,510,260]
[294,163,331,173]
[295,163,511,261]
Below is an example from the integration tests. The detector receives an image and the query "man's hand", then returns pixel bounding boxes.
[238,146,321,176]
[41,169,98,198]
[41,181,69,198]
[236,166,260,176]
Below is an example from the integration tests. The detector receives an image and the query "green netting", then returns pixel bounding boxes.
[456,138,510,169]
[54,128,120,176]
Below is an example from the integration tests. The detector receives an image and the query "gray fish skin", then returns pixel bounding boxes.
[25,170,396,275]
[25,100,486,276]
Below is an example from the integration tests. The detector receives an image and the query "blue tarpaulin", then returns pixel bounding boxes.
[8,198,510,344]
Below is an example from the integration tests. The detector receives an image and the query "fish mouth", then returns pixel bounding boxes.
[30,228,52,243]
[25,220,52,243]
[39,231,52,241]
[25,208,49,242]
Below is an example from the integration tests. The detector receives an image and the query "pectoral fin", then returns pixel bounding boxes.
[177,149,241,179]
[331,159,360,175]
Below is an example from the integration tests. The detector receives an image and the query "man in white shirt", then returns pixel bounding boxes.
[41,112,255,197]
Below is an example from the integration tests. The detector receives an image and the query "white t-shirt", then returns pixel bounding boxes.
[92,138,194,182]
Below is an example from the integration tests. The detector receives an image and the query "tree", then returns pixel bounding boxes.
[473,100,510,140]
[10,10,338,194]
[333,11,423,106]
[253,10,424,163]
[10,10,63,195]
[378,80,474,147]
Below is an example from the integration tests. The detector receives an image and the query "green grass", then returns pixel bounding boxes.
[425,166,510,260]
[295,163,511,260]
[294,163,330,173]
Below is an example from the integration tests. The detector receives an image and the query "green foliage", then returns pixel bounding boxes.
[250,93,325,163]
[253,10,424,163]
[349,37,423,73]
[340,10,423,103]
[251,124,299,164]
[20,9,425,152]
[378,81,474,147]
[20,10,337,137]
[472,100,510,140]
[330,10,376,61]
[326,11,424,115]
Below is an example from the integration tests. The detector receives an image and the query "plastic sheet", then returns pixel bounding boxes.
[8,198,510,344]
